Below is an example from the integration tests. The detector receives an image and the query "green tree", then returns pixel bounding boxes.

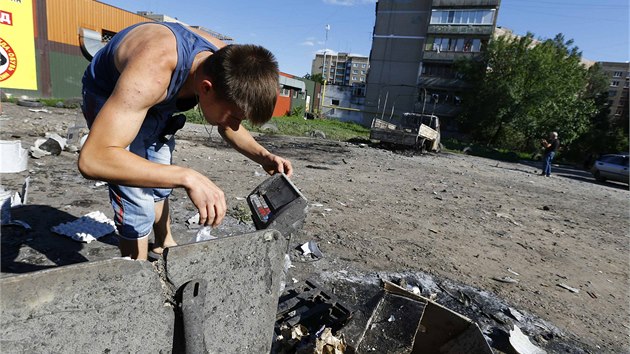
[456,33,596,152]
[303,73,324,84]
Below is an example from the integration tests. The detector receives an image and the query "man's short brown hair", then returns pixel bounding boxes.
[201,44,279,125]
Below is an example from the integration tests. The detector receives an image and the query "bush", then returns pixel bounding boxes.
[290,105,305,118]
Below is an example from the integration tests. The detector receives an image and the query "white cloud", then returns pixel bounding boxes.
[323,0,376,6]
[315,49,338,55]
[301,41,316,46]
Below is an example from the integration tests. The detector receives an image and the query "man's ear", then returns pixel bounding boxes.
[200,79,213,95]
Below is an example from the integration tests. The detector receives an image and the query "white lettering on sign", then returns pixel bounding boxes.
[0,11,13,26]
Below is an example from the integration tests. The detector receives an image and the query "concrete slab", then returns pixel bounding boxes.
[1,229,289,353]
[0,258,174,353]
[166,229,288,353]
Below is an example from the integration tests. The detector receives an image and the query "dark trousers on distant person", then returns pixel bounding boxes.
[542,151,555,177]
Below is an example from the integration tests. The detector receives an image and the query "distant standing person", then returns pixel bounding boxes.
[541,132,559,177]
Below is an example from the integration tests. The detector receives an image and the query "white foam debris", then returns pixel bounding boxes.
[51,211,115,243]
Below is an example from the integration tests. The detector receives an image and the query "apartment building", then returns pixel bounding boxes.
[363,0,500,128]
[311,51,369,86]
[599,61,629,121]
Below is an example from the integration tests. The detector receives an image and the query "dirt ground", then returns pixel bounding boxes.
[1,102,628,353]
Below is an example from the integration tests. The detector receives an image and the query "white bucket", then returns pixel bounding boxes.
[0,140,28,173]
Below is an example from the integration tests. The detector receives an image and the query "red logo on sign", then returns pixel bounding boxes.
[0,11,12,26]
[0,37,17,81]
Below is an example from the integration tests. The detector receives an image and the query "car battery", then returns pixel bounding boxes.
[247,173,308,237]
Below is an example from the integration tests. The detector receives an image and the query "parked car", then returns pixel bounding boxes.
[591,154,629,184]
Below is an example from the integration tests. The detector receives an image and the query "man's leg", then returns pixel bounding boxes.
[151,198,177,254]
[542,153,550,175]
[109,184,154,261]
[546,152,555,176]
[119,237,149,260]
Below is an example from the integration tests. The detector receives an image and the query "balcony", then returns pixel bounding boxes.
[432,0,500,7]
[422,51,481,62]
[428,24,494,36]
[417,76,472,90]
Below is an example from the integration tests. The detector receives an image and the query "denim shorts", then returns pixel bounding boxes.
[82,89,175,240]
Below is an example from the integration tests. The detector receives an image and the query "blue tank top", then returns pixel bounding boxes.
[82,22,218,115]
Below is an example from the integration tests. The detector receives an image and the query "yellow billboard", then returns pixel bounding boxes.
[0,0,37,90]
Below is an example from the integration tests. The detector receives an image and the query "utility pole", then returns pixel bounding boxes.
[320,24,330,115]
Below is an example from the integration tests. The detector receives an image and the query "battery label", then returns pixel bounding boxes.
[250,194,272,223]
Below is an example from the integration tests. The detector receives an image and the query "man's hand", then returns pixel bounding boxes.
[182,170,227,227]
[261,154,293,177]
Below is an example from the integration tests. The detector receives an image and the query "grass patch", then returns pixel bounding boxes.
[2,97,82,108]
[441,137,533,162]
[183,109,370,142]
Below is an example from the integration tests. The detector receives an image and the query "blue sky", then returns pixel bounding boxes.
[101,0,629,76]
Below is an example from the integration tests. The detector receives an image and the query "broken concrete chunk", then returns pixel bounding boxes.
[260,122,279,133]
[38,138,63,155]
[45,132,67,150]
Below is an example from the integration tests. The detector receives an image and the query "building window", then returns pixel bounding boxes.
[353,63,358,67]
[361,70,365,74]
[613,71,623,77]
[362,64,366,68]
[293,91,298,98]
[625,81,629,87]
[426,37,483,52]
[609,90,617,97]
[353,70,358,74]
[430,9,495,25]
[352,76,357,81]
[421,63,456,78]
[360,77,364,82]
[611,81,619,87]
[280,88,290,97]
[332,99,340,105]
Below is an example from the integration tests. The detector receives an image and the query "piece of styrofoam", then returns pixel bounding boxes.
[51,211,115,243]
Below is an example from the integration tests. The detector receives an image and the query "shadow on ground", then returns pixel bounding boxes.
[1,205,118,275]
